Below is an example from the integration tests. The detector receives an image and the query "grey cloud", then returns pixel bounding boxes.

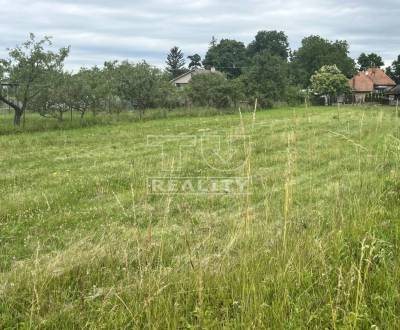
[0,0,399,70]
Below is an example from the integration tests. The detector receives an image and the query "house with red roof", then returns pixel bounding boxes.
[349,68,396,103]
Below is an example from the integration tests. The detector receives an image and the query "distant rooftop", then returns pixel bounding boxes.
[349,68,396,92]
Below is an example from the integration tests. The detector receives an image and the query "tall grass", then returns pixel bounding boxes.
[0,106,399,328]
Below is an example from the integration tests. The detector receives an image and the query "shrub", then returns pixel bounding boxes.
[285,86,305,106]
[187,73,244,108]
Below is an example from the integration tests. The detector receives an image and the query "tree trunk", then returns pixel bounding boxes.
[0,95,23,126]
[80,111,85,124]
[14,110,22,126]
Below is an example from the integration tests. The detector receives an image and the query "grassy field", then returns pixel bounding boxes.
[1,106,400,328]
[0,107,238,135]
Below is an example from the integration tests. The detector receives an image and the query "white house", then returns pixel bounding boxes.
[171,67,218,88]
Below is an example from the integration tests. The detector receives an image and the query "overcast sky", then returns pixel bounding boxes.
[0,0,398,71]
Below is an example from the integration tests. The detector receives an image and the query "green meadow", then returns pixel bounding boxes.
[1,106,400,328]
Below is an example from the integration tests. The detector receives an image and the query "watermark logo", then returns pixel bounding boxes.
[147,135,197,172]
[200,134,250,172]
[146,134,251,195]
[147,177,249,195]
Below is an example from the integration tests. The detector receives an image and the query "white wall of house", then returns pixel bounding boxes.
[173,72,194,86]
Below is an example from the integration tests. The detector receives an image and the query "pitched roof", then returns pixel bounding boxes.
[170,67,222,84]
[349,68,396,92]
[170,69,197,83]
[349,72,374,92]
[365,68,396,87]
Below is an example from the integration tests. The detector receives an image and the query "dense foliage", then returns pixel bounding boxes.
[310,65,350,104]
[240,51,288,107]
[187,54,202,69]
[187,73,243,108]
[386,55,400,84]
[290,35,356,87]
[357,52,384,70]
[247,30,289,60]
[0,34,69,125]
[202,39,247,78]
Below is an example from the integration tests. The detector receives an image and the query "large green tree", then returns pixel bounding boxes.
[203,39,247,79]
[386,55,400,84]
[75,66,106,116]
[31,71,71,121]
[166,46,186,78]
[310,65,349,105]
[0,34,69,125]
[290,35,356,87]
[240,51,288,107]
[247,30,289,60]
[116,61,163,118]
[357,53,384,70]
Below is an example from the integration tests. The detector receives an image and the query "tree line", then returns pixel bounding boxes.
[1,32,400,126]
[0,35,179,126]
